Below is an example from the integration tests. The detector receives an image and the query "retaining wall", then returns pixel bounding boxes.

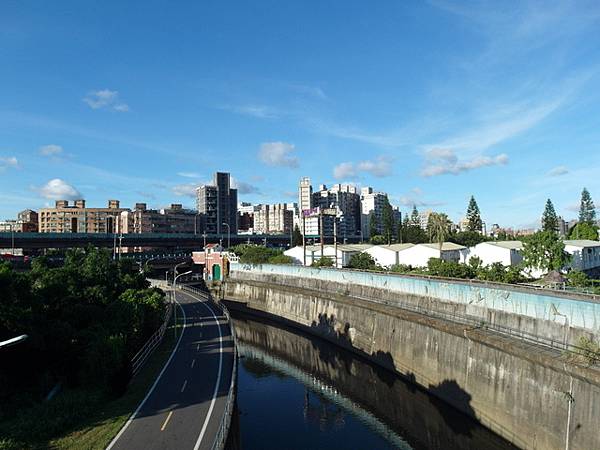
[218,268,600,450]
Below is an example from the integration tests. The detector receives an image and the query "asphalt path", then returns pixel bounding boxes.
[107,289,235,450]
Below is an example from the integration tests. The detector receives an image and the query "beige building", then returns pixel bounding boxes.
[38,200,127,233]
[253,203,293,234]
[0,209,38,233]
[120,203,196,234]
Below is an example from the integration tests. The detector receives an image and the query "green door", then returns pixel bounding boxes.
[212,264,221,281]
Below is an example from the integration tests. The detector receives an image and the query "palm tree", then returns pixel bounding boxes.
[428,212,451,252]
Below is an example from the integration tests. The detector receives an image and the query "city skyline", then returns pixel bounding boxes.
[2,1,600,227]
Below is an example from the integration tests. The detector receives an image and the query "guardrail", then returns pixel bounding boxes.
[130,287,174,377]
[179,284,237,450]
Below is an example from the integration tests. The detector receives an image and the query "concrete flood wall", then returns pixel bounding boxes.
[233,314,514,450]
[218,267,600,450]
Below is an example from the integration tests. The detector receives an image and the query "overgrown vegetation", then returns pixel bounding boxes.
[576,336,600,366]
[0,247,166,448]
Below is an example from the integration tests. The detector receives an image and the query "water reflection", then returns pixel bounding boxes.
[231,309,516,450]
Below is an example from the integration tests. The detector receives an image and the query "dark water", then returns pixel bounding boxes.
[229,310,516,450]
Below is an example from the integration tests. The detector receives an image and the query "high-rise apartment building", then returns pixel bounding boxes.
[253,203,293,234]
[298,177,313,213]
[38,200,126,233]
[360,187,388,238]
[196,172,238,234]
[312,183,361,238]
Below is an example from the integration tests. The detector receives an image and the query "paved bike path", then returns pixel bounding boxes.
[107,290,235,450]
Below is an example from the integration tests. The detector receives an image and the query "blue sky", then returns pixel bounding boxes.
[1,1,600,228]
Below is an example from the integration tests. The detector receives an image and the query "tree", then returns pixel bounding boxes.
[569,222,599,240]
[451,231,488,248]
[292,224,303,247]
[465,196,482,232]
[403,225,428,244]
[347,252,378,270]
[428,212,451,252]
[541,199,559,233]
[579,187,596,225]
[410,205,420,227]
[369,213,379,239]
[382,199,395,245]
[522,231,569,274]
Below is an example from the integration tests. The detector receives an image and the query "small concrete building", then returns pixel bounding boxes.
[464,241,524,266]
[192,244,230,281]
[284,244,373,267]
[324,244,373,267]
[397,242,467,268]
[364,244,415,268]
[564,240,600,272]
[284,245,323,266]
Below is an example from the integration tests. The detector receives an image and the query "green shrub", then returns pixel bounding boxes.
[567,270,589,288]
[267,254,294,265]
[347,253,378,270]
[311,256,334,268]
[427,258,476,279]
[389,264,413,273]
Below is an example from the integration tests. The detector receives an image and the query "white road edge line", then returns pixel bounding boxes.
[106,294,187,450]
[192,295,224,450]
[160,410,174,431]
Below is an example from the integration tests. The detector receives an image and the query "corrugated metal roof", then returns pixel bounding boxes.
[486,241,523,250]
[563,240,600,248]
[370,243,415,252]
[419,242,466,251]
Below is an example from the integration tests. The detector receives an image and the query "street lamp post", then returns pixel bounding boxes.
[222,222,230,249]
[173,269,192,338]
[0,334,28,350]
[9,223,15,256]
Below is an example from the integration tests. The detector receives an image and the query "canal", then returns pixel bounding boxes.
[228,310,516,450]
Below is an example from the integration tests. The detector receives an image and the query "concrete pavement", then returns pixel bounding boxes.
[107,289,235,450]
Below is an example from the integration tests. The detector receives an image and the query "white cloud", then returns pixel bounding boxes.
[177,172,202,179]
[39,144,63,156]
[547,166,569,177]
[83,89,129,112]
[38,179,81,200]
[333,162,357,179]
[233,181,260,195]
[333,156,393,179]
[172,183,199,197]
[357,156,394,177]
[397,187,445,208]
[258,142,299,168]
[220,104,278,119]
[0,156,18,171]
[421,149,508,177]
[290,84,327,100]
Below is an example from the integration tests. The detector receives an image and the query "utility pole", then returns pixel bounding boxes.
[302,214,306,266]
[333,218,338,268]
[319,210,324,262]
